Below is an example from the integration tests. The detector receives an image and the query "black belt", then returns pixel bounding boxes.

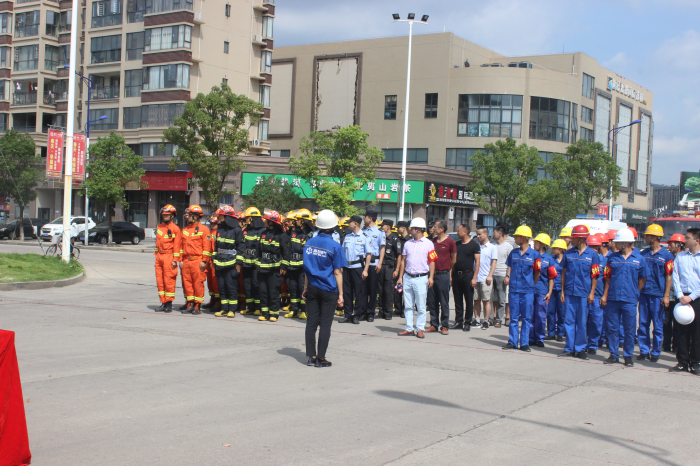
[435,270,449,275]
[455,270,473,275]
[292,253,302,260]
[347,260,363,265]
[371,255,379,261]
[406,272,428,278]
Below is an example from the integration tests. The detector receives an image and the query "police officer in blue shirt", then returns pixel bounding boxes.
[584,233,607,355]
[546,239,567,342]
[340,215,371,325]
[362,210,386,322]
[601,229,648,367]
[302,210,348,368]
[638,224,675,362]
[502,225,541,352]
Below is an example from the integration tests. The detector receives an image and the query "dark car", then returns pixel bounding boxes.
[78,221,145,245]
[0,218,44,240]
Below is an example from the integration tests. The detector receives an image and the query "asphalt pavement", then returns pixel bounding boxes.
[0,241,697,465]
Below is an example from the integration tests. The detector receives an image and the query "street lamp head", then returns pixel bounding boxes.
[392,13,400,20]
[98,115,108,120]
[63,64,70,68]
[631,119,642,125]
[407,13,415,20]
[421,15,429,22]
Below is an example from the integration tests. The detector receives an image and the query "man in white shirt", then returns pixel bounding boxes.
[491,225,513,328]
[474,226,498,329]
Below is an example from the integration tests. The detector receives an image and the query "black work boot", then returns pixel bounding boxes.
[202,298,215,310]
[179,302,189,311]
[164,302,172,313]
[156,303,166,312]
[184,302,195,314]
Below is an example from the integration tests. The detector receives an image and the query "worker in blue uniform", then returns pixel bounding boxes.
[601,229,648,367]
[585,233,608,355]
[502,225,541,352]
[559,224,600,360]
[530,233,557,348]
[546,239,567,342]
[361,210,386,322]
[638,224,674,363]
[339,215,371,325]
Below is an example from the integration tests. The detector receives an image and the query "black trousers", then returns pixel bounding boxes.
[286,268,306,313]
[216,266,239,312]
[343,268,365,319]
[452,271,474,326]
[364,266,379,316]
[430,271,451,329]
[663,301,682,351]
[259,270,281,317]
[676,295,700,365]
[378,263,397,318]
[305,283,339,358]
[242,267,259,311]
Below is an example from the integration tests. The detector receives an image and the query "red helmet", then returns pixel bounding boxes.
[628,227,638,238]
[607,230,617,240]
[214,207,225,216]
[221,205,238,218]
[237,211,245,219]
[189,205,204,216]
[263,210,282,225]
[586,233,605,246]
[571,224,590,238]
[669,233,686,243]
[160,204,176,215]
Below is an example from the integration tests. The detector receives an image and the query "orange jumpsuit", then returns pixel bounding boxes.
[155,222,182,303]
[206,225,219,300]
[181,222,212,303]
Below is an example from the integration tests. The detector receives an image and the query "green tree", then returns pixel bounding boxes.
[466,137,541,226]
[511,177,579,237]
[289,125,383,216]
[243,176,303,213]
[685,177,700,195]
[0,130,40,240]
[163,84,263,212]
[79,132,146,243]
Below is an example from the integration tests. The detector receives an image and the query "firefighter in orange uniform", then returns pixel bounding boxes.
[180,205,212,314]
[155,204,181,313]
[179,208,192,306]
[202,211,222,313]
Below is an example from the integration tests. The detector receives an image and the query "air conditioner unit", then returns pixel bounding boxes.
[252,139,260,146]
[254,34,263,43]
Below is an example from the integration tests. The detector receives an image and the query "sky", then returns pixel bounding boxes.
[274,0,700,186]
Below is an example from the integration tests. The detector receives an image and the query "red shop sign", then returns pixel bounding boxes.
[141,171,193,191]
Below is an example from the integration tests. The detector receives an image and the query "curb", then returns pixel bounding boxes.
[0,272,85,291]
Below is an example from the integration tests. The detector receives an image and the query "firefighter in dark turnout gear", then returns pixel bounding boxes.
[256,210,291,322]
[379,220,403,320]
[213,206,244,317]
[285,215,314,319]
[240,207,265,316]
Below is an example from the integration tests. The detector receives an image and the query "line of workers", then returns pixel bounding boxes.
[152,203,697,373]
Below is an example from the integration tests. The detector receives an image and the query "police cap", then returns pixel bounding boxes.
[382,219,394,228]
[349,215,363,225]
[397,221,409,228]
[365,210,378,220]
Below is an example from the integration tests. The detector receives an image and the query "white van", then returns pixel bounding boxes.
[563,218,628,236]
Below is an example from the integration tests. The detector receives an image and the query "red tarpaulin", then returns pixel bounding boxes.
[0,330,31,466]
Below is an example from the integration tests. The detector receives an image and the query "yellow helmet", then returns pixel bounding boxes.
[560,226,573,238]
[533,233,551,247]
[644,224,664,237]
[551,239,568,249]
[339,216,350,227]
[296,208,312,219]
[244,206,261,217]
[285,210,297,220]
[513,225,533,238]
[311,214,318,222]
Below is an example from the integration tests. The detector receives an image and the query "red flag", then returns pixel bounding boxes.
[46,129,63,180]
[72,133,86,183]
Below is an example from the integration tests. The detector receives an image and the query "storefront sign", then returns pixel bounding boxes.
[72,133,86,183]
[425,182,477,206]
[622,208,651,223]
[598,204,609,217]
[608,76,644,103]
[240,173,425,204]
[46,129,63,180]
[140,171,192,191]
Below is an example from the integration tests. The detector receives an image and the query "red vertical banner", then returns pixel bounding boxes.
[46,129,64,180]
[598,204,609,217]
[72,133,86,183]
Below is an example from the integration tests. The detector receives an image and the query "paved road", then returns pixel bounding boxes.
[1,242,697,465]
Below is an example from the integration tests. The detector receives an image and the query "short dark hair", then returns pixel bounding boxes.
[496,223,509,235]
[319,228,335,235]
[687,228,700,240]
[495,225,506,236]
[458,224,471,233]
[435,220,447,232]
[476,225,489,234]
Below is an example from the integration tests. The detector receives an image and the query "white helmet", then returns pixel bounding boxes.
[613,228,635,243]
[674,303,695,325]
[409,217,427,229]
[315,209,338,229]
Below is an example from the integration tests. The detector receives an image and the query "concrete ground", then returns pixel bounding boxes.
[0,242,697,466]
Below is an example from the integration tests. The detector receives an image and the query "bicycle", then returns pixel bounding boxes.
[43,235,80,260]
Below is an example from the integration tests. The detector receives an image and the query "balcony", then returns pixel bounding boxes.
[13,92,37,106]
[145,0,194,15]
[93,84,119,100]
[42,91,55,105]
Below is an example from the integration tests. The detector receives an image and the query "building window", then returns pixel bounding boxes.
[92,0,123,28]
[14,45,39,71]
[571,103,578,143]
[0,13,11,35]
[262,16,273,38]
[0,113,7,132]
[457,94,523,138]
[616,104,633,188]
[425,93,437,118]
[127,0,145,23]
[143,64,190,90]
[138,142,178,156]
[581,106,594,124]
[225,4,231,17]
[59,11,71,33]
[126,32,144,60]
[582,73,595,100]
[628,170,636,202]
[144,25,192,51]
[222,78,227,85]
[0,80,9,100]
[124,69,142,97]
[123,106,141,129]
[15,11,39,38]
[529,96,571,142]
[261,50,271,72]
[44,45,60,71]
[258,120,268,141]
[382,148,428,164]
[384,95,397,120]
[594,93,611,151]
[270,150,290,158]
[141,103,184,128]
[46,10,59,37]
[145,0,193,14]
[637,113,652,193]
[91,35,122,63]
[427,206,447,226]
[88,108,118,130]
[536,152,562,180]
[223,41,229,54]
[0,47,9,68]
[445,148,479,171]
[580,127,593,142]
[259,85,270,107]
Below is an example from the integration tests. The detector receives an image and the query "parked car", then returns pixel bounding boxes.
[77,221,145,245]
[0,218,45,240]
[40,216,97,242]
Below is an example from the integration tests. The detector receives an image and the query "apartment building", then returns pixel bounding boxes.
[3,0,276,228]
[652,184,680,212]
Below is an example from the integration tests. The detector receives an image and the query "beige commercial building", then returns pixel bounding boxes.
[257,32,654,232]
[3,0,276,228]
